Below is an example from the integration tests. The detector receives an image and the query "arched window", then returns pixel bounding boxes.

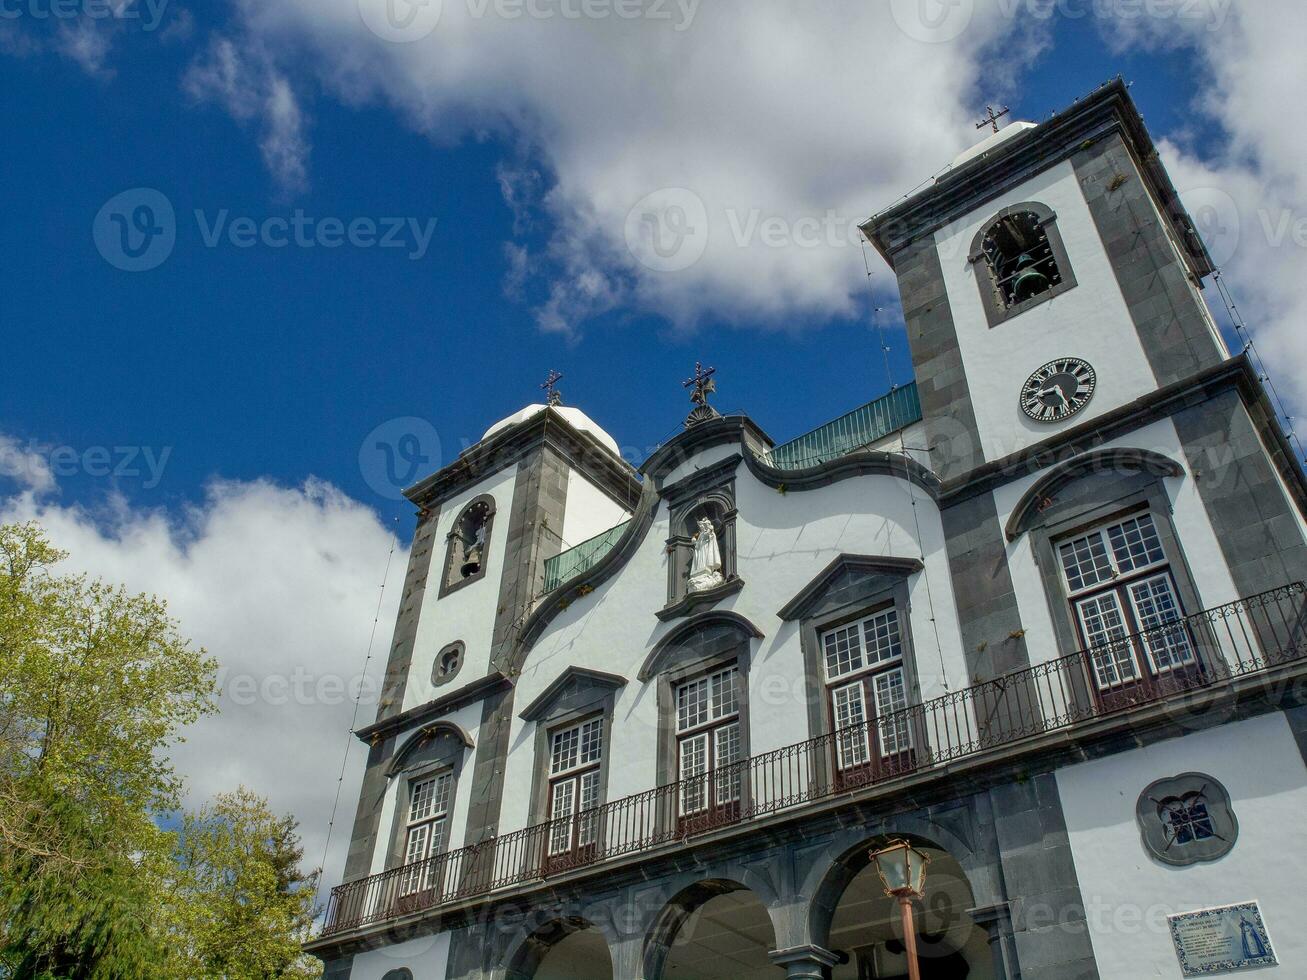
[970,202,1076,326]
[440,495,495,596]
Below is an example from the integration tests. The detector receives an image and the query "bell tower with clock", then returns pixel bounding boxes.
[862,78,1228,483]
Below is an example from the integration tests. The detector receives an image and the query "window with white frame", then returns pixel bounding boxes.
[1057,511,1195,689]
[821,606,912,770]
[546,717,604,856]
[675,666,741,816]
[399,771,453,894]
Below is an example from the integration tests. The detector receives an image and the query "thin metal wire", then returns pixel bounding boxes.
[314,520,399,911]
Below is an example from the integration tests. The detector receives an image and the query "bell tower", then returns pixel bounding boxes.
[862,79,1228,482]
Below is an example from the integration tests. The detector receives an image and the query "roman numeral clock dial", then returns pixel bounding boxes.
[1020,358,1097,423]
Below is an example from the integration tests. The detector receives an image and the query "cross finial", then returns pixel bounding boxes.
[682,362,720,427]
[976,105,1011,134]
[540,369,564,407]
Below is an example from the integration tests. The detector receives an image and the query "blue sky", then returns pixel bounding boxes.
[1,3,1225,525]
[5,0,1306,890]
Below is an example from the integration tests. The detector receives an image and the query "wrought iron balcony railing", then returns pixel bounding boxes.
[321,582,1307,937]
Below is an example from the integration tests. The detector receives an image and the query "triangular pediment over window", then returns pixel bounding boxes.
[518,666,628,722]
[777,554,924,622]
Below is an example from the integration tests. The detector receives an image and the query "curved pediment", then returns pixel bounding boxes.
[638,611,764,682]
[386,721,475,778]
[1005,448,1183,541]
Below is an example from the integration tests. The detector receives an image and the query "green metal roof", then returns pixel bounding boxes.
[541,520,631,594]
[760,382,921,470]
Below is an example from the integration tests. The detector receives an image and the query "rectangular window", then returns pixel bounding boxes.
[820,607,914,772]
[546,717,605,857]
[675,666,742,817]
[1058,511,1193,692]
[399,771,453,894]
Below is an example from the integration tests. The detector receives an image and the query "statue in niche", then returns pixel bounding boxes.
[688,517,724,593]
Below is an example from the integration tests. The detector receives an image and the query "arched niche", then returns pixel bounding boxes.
[441,494,497,596]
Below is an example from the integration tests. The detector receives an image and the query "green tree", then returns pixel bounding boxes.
[166,788,321,980]
[0,522,322,979]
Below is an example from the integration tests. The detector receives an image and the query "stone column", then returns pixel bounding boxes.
[768,944,839,979]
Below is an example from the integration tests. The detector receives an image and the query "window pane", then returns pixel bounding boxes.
[822,622,865,680]
[1108,514,1166,574]
[863,608,903,666]
[873,669,912,756]
[832,683,870,769]
[1076,593,1139,687]
[548,779,576,855]
[709,667,739,720]
[1059,531,1115,593]
[676,677,709,732]
[1129,574,1194,670]
[578,771,602,846]
[678,733,708,815]
[404,823,430,866]
[409,777,437,822]
[579,718,603,765]
[550,726,579,775]
[713,723,742,804]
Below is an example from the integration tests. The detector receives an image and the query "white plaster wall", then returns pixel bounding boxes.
[1057,712,1307,978]
[347,932,451,980]
[660,442,745,488]
[992,417,1240,668]
[368,700,485,876]
[402,466,518,713]
[933,160,1159,463]
[561,468,632,551]
[495,444,970,839]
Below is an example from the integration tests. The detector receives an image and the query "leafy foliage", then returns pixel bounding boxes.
[0,523,323,979]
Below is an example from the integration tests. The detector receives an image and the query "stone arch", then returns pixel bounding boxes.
[386,721,474,778]
[1005,447,1184,541]
[642,877,779,980]
[803,820,995,955]
[440,493,497,596]
[504,915,613,980]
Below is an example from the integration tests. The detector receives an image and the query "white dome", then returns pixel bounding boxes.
[942,120,1038,176]
[481,404,621,456]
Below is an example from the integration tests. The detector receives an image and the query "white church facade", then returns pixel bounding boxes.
[307,80,1307,980]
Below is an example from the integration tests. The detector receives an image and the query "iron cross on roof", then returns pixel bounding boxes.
[540,369,564,407]
[683,362,716,407]
[976,105,1011,134]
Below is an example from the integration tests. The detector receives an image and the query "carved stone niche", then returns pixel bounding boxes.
[660,457,743,622]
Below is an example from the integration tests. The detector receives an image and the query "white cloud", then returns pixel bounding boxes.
[184,34,311,194]
[1109,6,1307,414]
[0,471,400,901]
[188,0,1045,334]
[0,434,56,496]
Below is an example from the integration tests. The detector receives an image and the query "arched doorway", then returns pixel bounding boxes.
[647,879,778,979]
[816,840,999,980]
[507,916,613,980]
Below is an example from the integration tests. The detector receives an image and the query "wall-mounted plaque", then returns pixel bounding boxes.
[1169,902,1276,976]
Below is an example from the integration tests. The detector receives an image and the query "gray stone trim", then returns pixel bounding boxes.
[462,684,516,847]
[640,415,775,483]
[431,640,465,688]
[1136,772,1238,866]
[525,693,619,828]
[1172,386,1307,599]
[896,236,985,483]
[341,738,396,883]
[744,442,941,496]
[659,453,743,507]
[656,576,745,622]
[969,202,1079,328]
[1284,706,1307,769]
[777,554,924,621]
[989,773,1100,980]
[377,506,441,723]
[769,944,839,979]
[639,611,765,682]
[355,672,512,743]
[518,666,627,722]
[406,406,640,514]
[382,732,473,872]
[386,721,476,776]
[1072,131,1225,387]
[1006,447,1183,541]
[941,492,1030,684]
[437,494,497,599]
[663,477,740,613]
[864,78,1214,281]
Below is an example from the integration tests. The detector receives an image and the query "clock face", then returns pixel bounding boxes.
[1020,358,1097,423]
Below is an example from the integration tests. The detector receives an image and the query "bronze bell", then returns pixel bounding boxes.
[1011,252,1051,303]
[460,545,483,578]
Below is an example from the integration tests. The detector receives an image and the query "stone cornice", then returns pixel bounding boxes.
[353,671,513,744]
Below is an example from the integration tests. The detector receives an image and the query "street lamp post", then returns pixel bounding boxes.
[869,839,932,980]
